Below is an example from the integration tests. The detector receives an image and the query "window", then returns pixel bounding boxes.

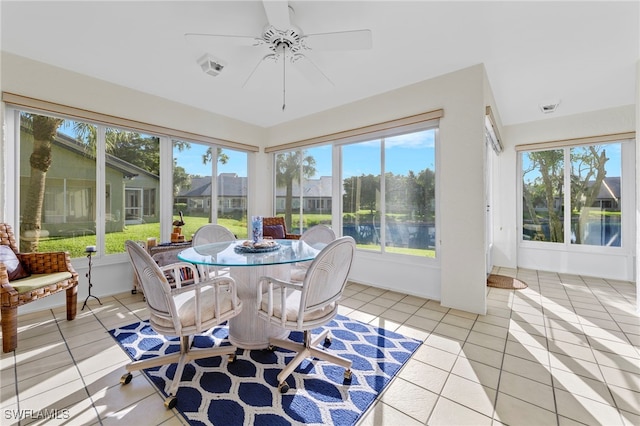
[7,96,257,259]
[521,141,624,247]
[342,128,437,257]
[17,111,164,257]
[274,146,332,234]
[173,140,248,239]
[104,127,160,253]
[19,113,97,255]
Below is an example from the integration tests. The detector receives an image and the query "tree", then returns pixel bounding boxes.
[275,151,316,230]
[570,146,608,244]
[172,160,191,197]
[524,150,564,242]
[413,168,436,220]
[21,114,64,252]
[523,147,609,243]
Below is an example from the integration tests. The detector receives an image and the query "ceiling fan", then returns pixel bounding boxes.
[185,1,372,111]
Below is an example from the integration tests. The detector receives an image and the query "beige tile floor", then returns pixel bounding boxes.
[1,267,638,425]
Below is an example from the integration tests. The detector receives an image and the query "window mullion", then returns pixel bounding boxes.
[96,126,106,253]
[380,138,386,251]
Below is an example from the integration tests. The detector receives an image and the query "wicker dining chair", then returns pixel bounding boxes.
[262,217,301,240]
[0,223,78,352]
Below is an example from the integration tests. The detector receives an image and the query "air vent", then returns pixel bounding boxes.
[197,54,225,77]
[539,100,560,114]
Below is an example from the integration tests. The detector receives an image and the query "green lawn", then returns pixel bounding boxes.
[38,216,248,259]
[36,214,435,259]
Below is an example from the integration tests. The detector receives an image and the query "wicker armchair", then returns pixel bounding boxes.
[0,223,78,352]
[262,217,301,240]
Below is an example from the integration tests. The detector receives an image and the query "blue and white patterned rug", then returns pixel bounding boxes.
[109,314,420,425]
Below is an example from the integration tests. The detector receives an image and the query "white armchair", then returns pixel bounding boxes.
[121,240,243,409]
[256,236,356,393]
[290,224,336,282]
[192,224,236,278]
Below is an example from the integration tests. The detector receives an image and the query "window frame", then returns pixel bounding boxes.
[518,138,634,253]
[4,105,253,258]
[271,119,440,262]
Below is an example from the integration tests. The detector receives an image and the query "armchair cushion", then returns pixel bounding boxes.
[0,246,30,281]
[9,272,73,294]
[263,224,285,239]
[260,288,336,322]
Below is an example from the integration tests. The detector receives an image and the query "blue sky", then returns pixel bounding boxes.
[59,122,436,178]
[173,129,436,178]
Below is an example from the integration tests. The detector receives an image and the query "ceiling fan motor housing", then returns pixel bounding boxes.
[262,26,304,55]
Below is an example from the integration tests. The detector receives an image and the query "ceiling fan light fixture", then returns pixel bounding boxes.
[197,54,225,77]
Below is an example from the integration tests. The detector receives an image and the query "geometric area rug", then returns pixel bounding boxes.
[109,314,421,425]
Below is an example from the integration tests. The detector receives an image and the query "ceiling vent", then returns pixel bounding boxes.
[539,100,560,114]
[197,54,225,77]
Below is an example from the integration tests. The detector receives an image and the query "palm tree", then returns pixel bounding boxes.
[20,114,64,252]
[275,151,316,231]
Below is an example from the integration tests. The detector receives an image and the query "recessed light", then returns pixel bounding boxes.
[539,100,561,114]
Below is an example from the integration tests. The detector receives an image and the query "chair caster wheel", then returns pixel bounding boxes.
[120,373,132,385]
[324,336,332,345]
[164,396,177,409]
[344,369,352,381]
[228,353,237,363]
[278,382,290,393]
[131,289,137,295]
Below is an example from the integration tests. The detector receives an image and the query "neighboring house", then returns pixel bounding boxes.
[274,176,332,214]
[175,173,248,216]
[175,174,332,216]
[591,176,620,209]
[19,129,160,236]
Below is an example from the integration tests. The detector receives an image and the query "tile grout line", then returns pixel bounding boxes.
[54,306,105,426]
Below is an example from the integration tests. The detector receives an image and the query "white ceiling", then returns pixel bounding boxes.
[1,1,638,128]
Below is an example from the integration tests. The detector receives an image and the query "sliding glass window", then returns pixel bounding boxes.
[18,112,162,256]
[274,146,332,234]
[9,101,255,259]
[521,140,625,247]
[103,127,161,253]
[342,128,437,257]
[19,113,98,256]
[173,141,249,239]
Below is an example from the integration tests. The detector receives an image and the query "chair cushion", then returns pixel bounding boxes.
[10,272,73,293]
[0,246,30,281]
[261,288,335,322]
[153,286,235,329]
[263,224,285,239]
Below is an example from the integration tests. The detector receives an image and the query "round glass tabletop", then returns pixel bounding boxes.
[177,239,322,267]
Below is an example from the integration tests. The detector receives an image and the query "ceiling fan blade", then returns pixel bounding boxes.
[185,33,260,48]
[304,29,372,51]
[262,0,291,30]
[293,54,334,86]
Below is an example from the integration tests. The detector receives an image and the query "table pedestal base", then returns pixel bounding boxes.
[228,264,290,349]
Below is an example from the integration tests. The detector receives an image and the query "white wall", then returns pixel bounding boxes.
[266,65,489,314]
[494,105,636,281]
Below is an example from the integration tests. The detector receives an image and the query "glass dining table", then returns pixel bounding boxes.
[177,239,322,349]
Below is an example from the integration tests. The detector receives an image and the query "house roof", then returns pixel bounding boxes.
[594,177,620,201]
[52,131,158,180]
[178,174,331,198]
